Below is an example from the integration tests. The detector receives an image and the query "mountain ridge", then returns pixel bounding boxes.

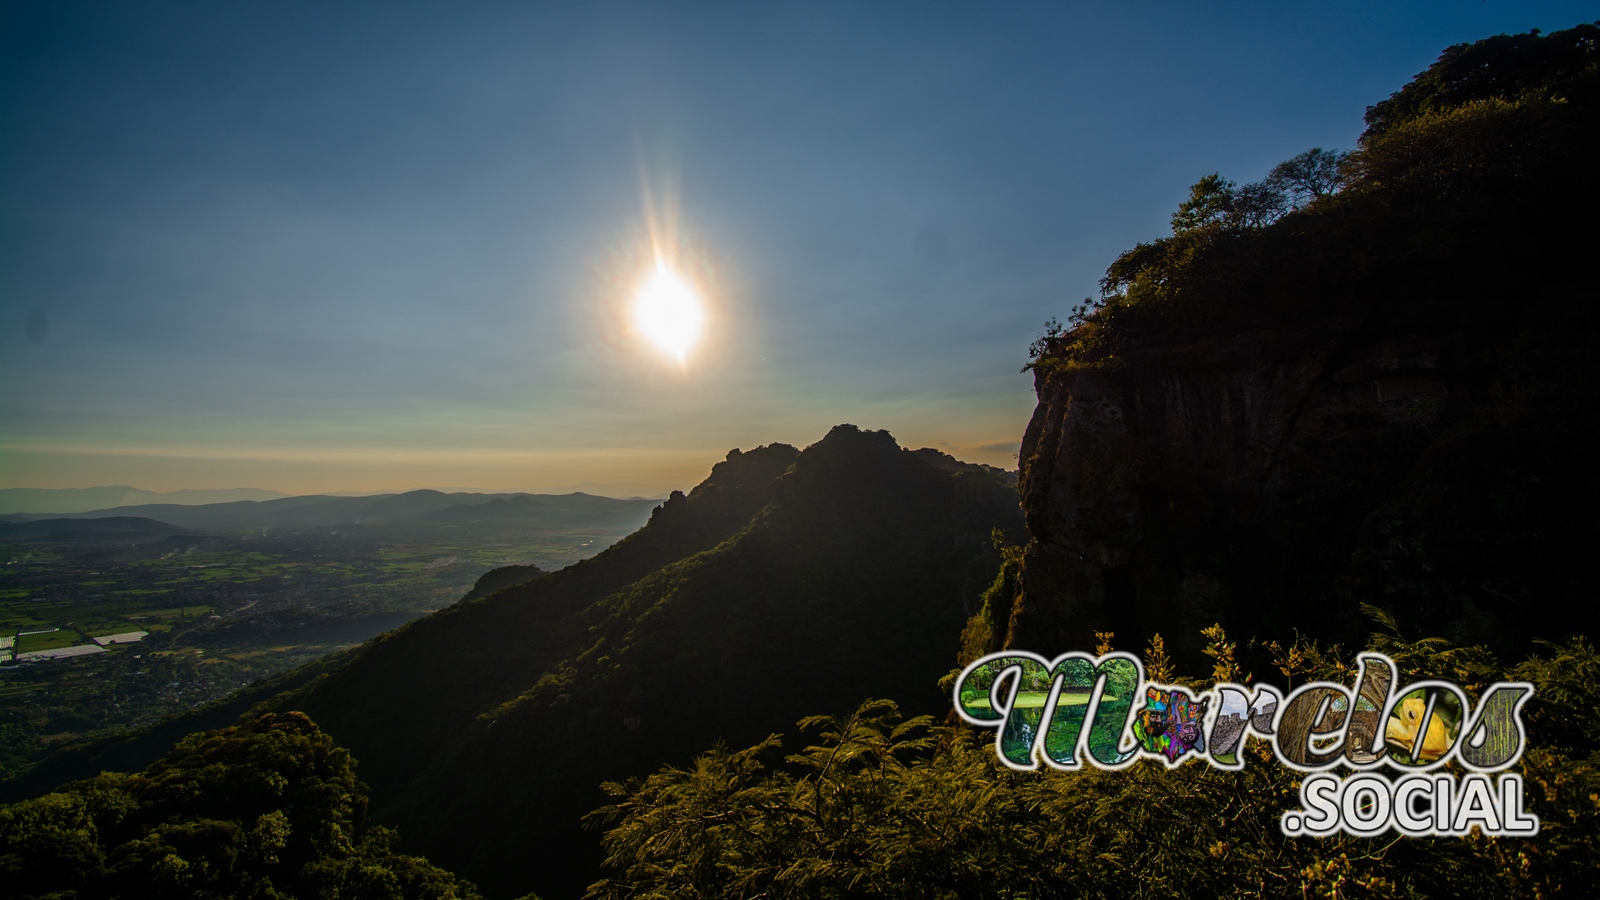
[0,490,659,533]
[259,427,1020,899]
[0,516,190,543]
[0,486,287,515]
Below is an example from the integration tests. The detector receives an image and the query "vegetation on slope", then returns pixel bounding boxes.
[588,622,1600,899]
[264,426,1024,899]
[0,712,480,900]
[1032,23,1599,370]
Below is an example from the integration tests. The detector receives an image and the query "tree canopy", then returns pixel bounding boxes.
[0,712,482,900]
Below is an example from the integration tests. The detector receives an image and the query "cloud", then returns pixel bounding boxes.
[968,441,1018,454]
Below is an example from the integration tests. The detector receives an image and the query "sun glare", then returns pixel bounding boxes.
[633,263,705,363]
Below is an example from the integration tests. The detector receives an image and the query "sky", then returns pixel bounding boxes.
[2,1,1595,497]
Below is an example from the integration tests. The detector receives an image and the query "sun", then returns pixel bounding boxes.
[633,262,705,363]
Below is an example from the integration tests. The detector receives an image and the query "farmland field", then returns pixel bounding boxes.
[0,509,653,782]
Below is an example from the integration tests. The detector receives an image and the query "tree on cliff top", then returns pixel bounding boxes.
[1363,23,1600,138]
[1055,21,1600,359]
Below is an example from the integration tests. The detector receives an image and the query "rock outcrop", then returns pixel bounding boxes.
[1013,326,1467,661]
[1006,25,1600,663]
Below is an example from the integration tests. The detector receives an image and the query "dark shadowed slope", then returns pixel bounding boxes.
[459,563,546,602]
[264,426,1023,899]
[0,517,189,543]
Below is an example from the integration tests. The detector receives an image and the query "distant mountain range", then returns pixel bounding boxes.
[0,516,190,543]
[0,490,660,534]
[0,486,287,515]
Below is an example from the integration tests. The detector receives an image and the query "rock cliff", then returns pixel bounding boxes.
[1006,25,1600,663]
[1014,325,1474,660]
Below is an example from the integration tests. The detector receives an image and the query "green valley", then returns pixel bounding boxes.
[0,492,658,784]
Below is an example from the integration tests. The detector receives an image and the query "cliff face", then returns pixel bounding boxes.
[1013,326,1459,660]
[1015,288,1600,665]
[1007,25,1600,663]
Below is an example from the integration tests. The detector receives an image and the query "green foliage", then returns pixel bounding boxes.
[1352,95,1569,195]
[1268,148,1349,205]
[1034,23,1599,376]
[1025,317,1066,363]
[1171,172,1239,234]
[957,529,1025,666]
[1362,23,1599,138]
[585,700,1017,900]
[1501,641,1600,891]
[1143,632,1175,684]
[0,711,479,900]
[1166,153,1348,239]
[590,627,1600,899]
[1201,622,1245,684]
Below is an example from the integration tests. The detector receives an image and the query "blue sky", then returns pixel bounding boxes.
[3,2,1594,495]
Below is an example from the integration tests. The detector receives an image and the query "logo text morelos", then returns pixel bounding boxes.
[953,651,1537,837]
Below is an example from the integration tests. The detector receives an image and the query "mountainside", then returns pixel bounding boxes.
[1004,24,1600,666]
[0,486,286,515]
[0,516,189,543]
[248,425,1022,899]
[459,563,546,602]
[424,492,653,526]
[2,490,659,533]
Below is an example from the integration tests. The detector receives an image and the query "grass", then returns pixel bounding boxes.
[16,630,84,653]
[962,690,1119,710]
[140,606,215,619]
[0,612,49,629]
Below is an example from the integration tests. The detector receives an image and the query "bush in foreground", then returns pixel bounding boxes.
[586,623,1600,899]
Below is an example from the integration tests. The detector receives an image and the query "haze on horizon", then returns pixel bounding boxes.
[2,2,1590,497]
